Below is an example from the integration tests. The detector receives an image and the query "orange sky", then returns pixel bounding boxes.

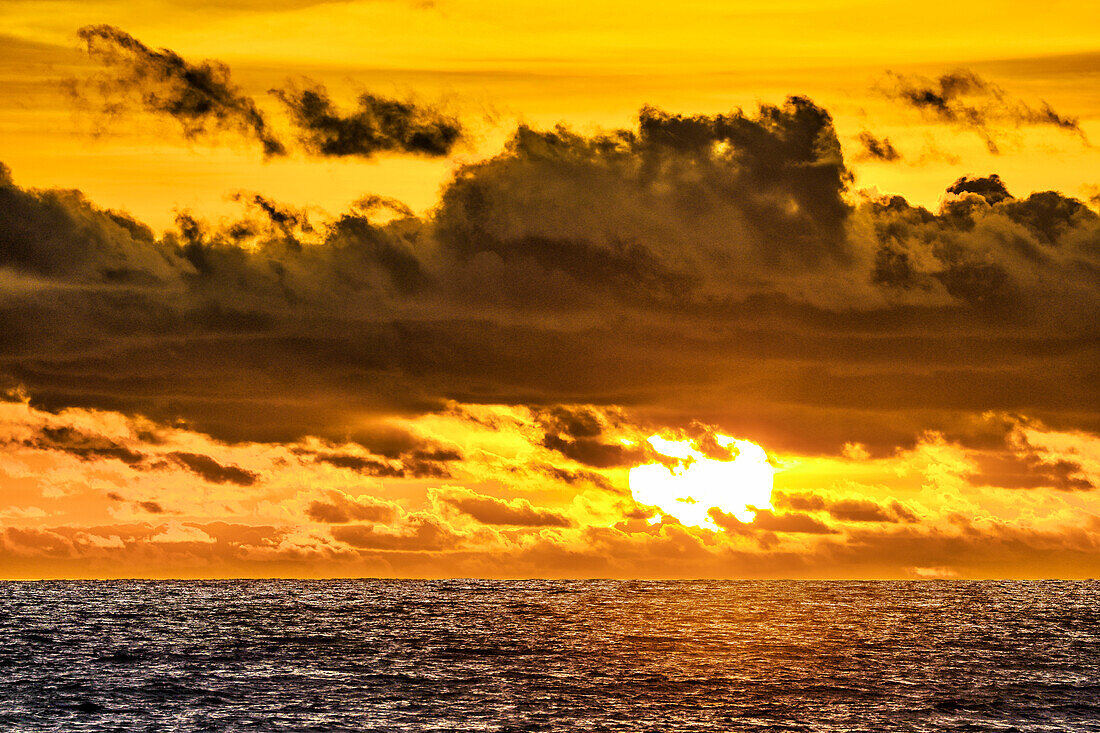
[0,0,1098,578]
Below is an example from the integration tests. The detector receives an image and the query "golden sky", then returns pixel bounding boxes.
[0,0,1098,578]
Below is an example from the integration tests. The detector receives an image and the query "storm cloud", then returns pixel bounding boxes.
[1,93,1098,457]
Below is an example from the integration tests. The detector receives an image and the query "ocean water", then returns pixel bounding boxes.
[2,580,1099,731]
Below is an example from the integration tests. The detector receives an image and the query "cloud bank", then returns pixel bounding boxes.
[2,87,1099,577]
[2,93,1097,455]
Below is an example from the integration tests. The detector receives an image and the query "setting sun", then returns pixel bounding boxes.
[628,435,774,527]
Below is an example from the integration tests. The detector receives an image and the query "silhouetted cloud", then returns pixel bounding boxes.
[271,82,464,158]
[946,173,1013,204]
[71,28,464,162]
[313,443,460,478]
[20,426,144,465]
[855,131,901,162]
[75,25,286,157]
[536,406,648,468]
[881,69,1088,153]
[168,452,258,485]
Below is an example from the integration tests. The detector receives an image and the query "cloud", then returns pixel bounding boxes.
[272,82,464,159]
[1,404,1100,578]
[306,491,398,523]
[538,465,616,492]
[855,131,901,162]
[774,493,919,523]
[945,174,1013,204]
[746,509,837,534]
[168,452,258,485]
[149,521,216,544]
[20,425,144,465]
[71,28,463,162]
[965,417,1097,491]
[75,25,286,157]
[436,488,571,527]
[536,406,648,468]
[312,443,461,478]
[330,515,458,551]
[881,69,1088,153]
[5,515,1100,578]
[0,92,1098,458]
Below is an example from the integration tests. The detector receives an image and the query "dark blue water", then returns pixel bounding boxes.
[2,580,1100,731]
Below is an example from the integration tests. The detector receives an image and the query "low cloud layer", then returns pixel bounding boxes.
[1,396,1098,578]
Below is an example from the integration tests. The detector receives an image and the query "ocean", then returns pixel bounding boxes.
[2,580,1099,731]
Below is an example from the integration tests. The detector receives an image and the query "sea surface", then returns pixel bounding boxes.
[2,580,1099,731]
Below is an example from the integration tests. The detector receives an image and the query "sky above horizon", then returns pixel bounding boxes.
[0,0,1098,578]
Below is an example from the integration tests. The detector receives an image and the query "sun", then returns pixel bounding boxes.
[628,434,774,528]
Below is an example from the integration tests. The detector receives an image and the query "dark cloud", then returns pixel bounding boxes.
[231,193,313,236]
[1,93,1099,456]
[315,453,404,477]
[437,96,852,295]
[271,82,464,159]
[881,69,1088,154]
[965,422,1096,492]
[855,131,901,162]
[681,422,740,461]
[71,28,463,162]
[314,444,461,478]
[968,451,1093,491]
[536,406,648,468]
[20,426,144,465]
[438,490,571,527]
[75,25,285,157]
[946,174,1013,204]
[138,501,165,514]
[168,452,258,485]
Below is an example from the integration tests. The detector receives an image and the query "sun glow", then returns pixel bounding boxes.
[628,434,774,528]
